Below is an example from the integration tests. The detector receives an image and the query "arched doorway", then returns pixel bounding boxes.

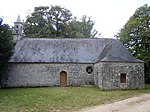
[60,71,67,87]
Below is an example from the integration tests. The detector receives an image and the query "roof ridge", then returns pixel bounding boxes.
[23,37,116,40]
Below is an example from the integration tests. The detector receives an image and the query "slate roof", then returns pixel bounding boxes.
[9,38,143,63]
[97,40,143,62]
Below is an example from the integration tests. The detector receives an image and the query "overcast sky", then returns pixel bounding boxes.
[0,0,150,38]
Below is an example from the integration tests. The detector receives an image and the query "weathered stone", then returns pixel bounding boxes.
[94,62,144,90]
[1,17,145,90]
[1,62,144,90]
[1,63,94,87]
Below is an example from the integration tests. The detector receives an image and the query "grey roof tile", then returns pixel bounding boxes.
[10,38,114,63]
[9,38,143,63]
[98,40,144,62]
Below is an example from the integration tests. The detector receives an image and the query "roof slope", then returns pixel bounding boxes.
[10,38,143,63]
[10,38,114,63]
[98,40,143,62]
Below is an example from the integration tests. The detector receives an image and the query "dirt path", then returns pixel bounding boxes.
[79,93,150,112]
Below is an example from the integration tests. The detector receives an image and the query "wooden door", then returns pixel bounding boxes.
[60,71,67,87]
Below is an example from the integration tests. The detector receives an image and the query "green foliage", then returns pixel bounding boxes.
[24,5,100,38]
[116,4,150,83]
[0,87,149,112]
[65,16,100,38]
[0,24,14,71]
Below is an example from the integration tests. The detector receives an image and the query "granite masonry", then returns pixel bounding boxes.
[0,38,144,90]
[94,62,144,90]
[0,16,145,90]
[1,63,94,87]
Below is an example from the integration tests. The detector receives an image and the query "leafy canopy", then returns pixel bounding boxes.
[24,5,100,38]
[116,4,150,83]
[0,23,14,71]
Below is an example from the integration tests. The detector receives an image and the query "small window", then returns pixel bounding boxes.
[16,25,18,28]
[86,66,93,74]
[120,73,126,83]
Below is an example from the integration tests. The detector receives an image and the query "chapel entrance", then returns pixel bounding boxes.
[60,71,67,87]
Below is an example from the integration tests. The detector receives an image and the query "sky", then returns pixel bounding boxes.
[0,0,150,38]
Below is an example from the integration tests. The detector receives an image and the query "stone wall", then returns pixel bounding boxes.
[1,62,144,89]
[94,62,144,90]
[1,63,94,87]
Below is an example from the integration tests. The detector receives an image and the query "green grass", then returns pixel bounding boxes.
[0,85,150,112]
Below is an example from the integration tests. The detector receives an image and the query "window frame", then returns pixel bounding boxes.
[86,66,93,74]
[120,73,126,83]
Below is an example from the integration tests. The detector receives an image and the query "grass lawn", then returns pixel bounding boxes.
[0,85,150,112]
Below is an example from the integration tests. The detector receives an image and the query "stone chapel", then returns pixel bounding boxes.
[0,16,145,90]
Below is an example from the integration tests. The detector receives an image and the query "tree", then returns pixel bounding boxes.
[0,23,14,72]
[64,16,100,38]
[24,5,100,38]
[116,4,150,83]
[24,5,72,38]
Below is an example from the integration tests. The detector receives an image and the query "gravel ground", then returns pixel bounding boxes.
[79,93,150,112]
